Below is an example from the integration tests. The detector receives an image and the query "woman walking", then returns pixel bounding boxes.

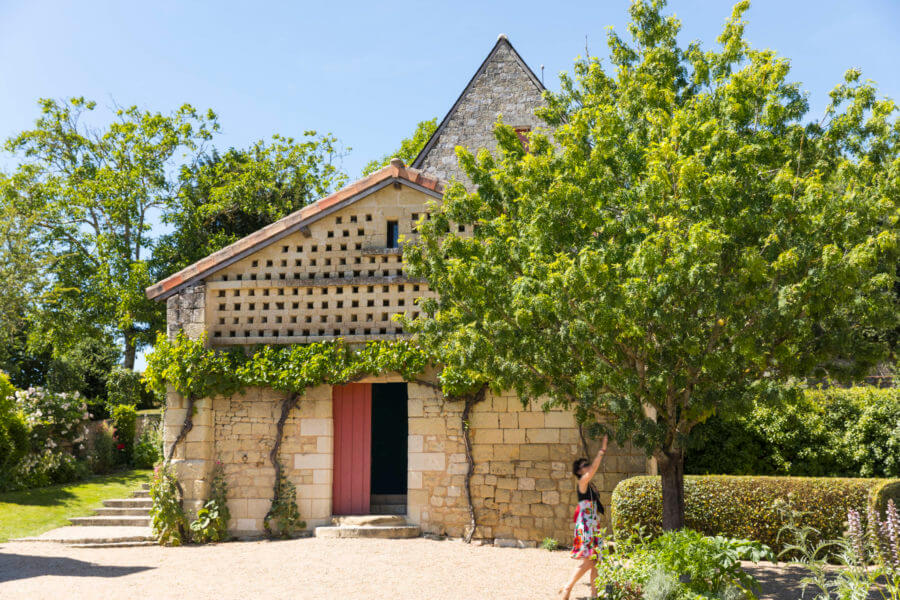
[558,434,608,600]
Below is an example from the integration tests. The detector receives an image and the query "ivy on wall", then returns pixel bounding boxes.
[143,332,487,539]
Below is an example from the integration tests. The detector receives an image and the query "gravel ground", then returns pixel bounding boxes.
[0,538,818,600]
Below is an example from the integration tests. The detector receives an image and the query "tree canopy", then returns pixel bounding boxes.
[362,118,437,175]
[404,0,899,529]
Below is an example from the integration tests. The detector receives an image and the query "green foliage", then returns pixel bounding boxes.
[111,404,137,465]
[651,530,773,597]
[403,0,900,527]
[264,465,305,538]
[105,367,143,412]
[153,134,347,277]
[149,462,188,546]
[541,536,559,551]
[189,461,229,543]
[0,372,30,488]
[2,97,219,367]
[362,118,437,176]
[596,528,770,600]
[612,475,900,554]
[145,332,439,400]
[89,423,117,474]
[133,421,163,470]
[687,386,900,477]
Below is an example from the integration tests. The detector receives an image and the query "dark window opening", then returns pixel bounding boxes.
[386,220,399,249]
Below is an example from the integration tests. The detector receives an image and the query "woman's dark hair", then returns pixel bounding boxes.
[571,457,605,514]
[572,458,589,477]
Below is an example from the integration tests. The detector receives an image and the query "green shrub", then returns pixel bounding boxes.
[686,386,900,478]
[111,404,137,465]
[0,371,29,487]
[133,422,163,469]
[596,528,771,600]
[611,475,900,554]
[89,423,117,474]
[541,537,559,551]
[150,462,188,546]
[189,462,230,543]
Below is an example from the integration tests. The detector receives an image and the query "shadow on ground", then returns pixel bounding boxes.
[746,562,883,600]
[0,551,153,583]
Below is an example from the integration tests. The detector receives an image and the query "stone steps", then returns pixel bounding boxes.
[102,498,153,508]
[315,514,420,539]
[132,490,150,498]
[369,503,406,515]
[92,507,152,517]
[69,515,151,527]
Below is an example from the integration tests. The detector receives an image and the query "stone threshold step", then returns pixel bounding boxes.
[332,515,406,527]
[314,525,420,539]
[69,516,151,527]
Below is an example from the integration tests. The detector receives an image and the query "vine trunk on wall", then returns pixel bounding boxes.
[166,394,196,462]
[265,391,301,532]
[461,386,488,543]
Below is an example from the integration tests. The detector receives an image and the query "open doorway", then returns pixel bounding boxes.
[370,382,407,514]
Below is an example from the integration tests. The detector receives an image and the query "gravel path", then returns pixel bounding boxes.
[0,538,816,600]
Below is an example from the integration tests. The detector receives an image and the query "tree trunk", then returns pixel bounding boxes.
[657,448,685,530]
[123,328,136,370]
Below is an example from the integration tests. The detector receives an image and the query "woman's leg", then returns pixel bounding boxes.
[559,557,594,599]
[589,563,599,599]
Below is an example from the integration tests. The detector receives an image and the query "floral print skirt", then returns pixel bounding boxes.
[571,499,602,559]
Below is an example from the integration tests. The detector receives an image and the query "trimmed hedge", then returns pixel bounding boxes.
[611,475,900,553]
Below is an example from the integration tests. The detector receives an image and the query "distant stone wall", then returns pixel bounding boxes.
[417,40,547,185]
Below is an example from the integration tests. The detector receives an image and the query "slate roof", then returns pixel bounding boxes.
[146,160,443,301]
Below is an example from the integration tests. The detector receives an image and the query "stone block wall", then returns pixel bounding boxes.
[407,387,648,545]
[165,378,649,543]
[416,39,547,185]
[166,283,205,339]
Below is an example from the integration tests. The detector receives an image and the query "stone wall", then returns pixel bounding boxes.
[416,38,547,184]
[165,377,649,543]
[166,283,205,339]
[408,386,648,545]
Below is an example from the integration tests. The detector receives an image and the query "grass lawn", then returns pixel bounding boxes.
[0,469,151,542]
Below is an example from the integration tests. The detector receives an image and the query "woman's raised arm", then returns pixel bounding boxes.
[578,434,609,490]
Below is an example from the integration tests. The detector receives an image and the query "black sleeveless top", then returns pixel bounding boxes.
[577,484,605,514]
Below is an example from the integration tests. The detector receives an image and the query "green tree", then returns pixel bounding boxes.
[362,118,437,175]
[405,0,899,529]
[152,133,347,277]
[3,98,219,369]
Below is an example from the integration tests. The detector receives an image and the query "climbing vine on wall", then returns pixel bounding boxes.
[144,332,487,539]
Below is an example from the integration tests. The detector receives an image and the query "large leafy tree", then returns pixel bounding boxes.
[3,98,219,369]
[152,133,347,277]
[405,0,899,529]
[362,118,437,176]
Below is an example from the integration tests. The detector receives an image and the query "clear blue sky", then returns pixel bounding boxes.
[2,0,899,179]
[2,0,898,369]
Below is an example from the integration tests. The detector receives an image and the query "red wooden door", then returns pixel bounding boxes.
[332,383,372,515]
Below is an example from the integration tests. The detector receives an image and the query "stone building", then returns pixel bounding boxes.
[147,35,650,544]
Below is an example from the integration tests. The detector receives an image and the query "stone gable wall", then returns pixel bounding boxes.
[417,41,547,184]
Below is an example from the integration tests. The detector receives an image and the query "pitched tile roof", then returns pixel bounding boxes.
[146,159,443,301]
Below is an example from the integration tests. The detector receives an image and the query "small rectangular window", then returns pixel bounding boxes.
[386,220,399,248]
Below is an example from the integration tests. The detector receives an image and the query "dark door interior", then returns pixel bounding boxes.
[370,382,408,495]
